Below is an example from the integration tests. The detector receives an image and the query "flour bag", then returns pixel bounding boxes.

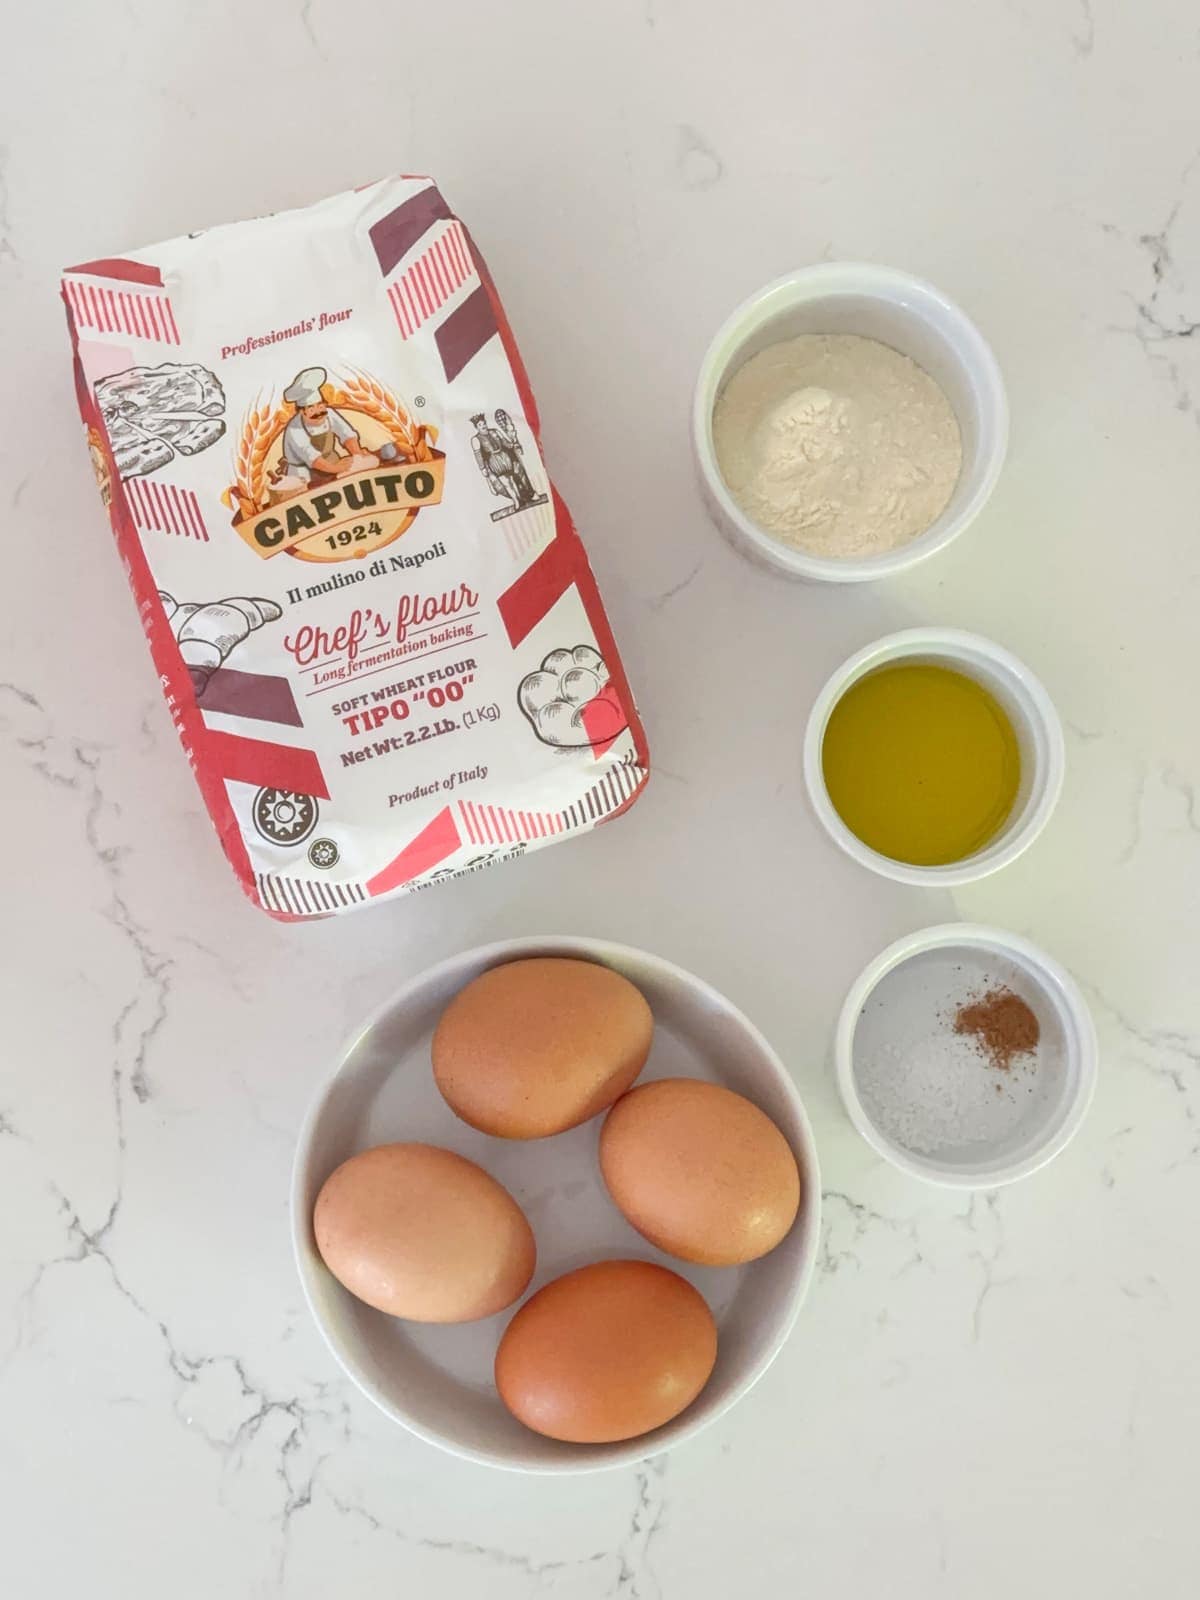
[62,177,649,918]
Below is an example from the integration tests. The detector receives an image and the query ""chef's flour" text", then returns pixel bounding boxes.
[283,584,480,669]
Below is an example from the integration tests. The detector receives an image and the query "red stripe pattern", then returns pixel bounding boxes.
[457,760,646,847]
[386,223,474,338]
[124,477,210,541]
[64,277,181,344]
[256,872,367,916]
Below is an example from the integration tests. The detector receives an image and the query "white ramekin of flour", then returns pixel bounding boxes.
[692,264,1008,583]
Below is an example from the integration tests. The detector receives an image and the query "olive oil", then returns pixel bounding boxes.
[822,663,1021,866]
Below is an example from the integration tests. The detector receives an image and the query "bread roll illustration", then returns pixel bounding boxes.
[518,644,628,749]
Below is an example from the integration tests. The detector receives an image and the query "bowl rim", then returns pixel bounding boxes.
[801,626,1066,888]
[290,934,823,1473]
[834,922,1099,1188]
[691,260,1009,583]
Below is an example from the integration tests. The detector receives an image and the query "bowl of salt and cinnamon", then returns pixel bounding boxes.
[835,926,1096,1188]
[695,265,1096,1187]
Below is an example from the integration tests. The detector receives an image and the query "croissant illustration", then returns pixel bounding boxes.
[158,590,282,695]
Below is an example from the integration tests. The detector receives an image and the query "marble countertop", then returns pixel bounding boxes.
[5,1,1200,1594]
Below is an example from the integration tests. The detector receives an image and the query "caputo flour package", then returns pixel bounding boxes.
[63,177,649,918]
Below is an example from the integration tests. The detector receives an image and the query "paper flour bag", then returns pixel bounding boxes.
[62,177,649,918]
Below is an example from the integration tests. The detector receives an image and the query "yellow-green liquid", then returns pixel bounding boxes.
[822,663,1021,866]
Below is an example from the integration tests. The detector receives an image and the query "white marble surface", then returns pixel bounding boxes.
[4,1,1200,1594]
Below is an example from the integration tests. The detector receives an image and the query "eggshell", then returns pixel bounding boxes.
[600,1078,801,1266]
[494,1260,717,1443]
[313,1143,535,1322]
[432,958,654,1138]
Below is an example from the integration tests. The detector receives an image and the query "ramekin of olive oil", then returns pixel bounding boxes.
[803,630,1065,887]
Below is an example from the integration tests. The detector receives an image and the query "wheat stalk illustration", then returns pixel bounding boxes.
[328,371,434,462]
[235,396,292,514]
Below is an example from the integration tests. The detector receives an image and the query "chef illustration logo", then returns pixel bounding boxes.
[224,365,445,565]
[470,409,548,521]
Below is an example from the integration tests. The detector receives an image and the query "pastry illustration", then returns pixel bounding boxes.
[95,362,226,479]
[158,590,282,695]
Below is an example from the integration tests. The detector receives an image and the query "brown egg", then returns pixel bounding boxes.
[432,958,653,1139]
[495,1259,717,1443]
[600,1078,801,1266]
[313,1143,535,1322]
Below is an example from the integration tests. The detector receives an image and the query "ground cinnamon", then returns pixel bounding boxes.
[953,987,1039,1070]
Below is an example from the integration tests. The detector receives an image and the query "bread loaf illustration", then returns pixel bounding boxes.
[158,590,282,695]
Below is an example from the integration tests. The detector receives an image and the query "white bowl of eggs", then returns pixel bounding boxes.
[291,936,821,1473]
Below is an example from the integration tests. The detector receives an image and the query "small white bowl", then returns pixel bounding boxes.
[692,262,1008,582]
[291,936,821,1473]
[835,923,1098,1188]
[802,627,1065,888]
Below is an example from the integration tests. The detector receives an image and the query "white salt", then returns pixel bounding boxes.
[852,949,1065,1162]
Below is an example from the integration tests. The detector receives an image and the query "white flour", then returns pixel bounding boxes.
[713,333,962,558]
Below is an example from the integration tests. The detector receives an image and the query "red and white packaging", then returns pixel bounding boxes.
[62,177,649,918]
